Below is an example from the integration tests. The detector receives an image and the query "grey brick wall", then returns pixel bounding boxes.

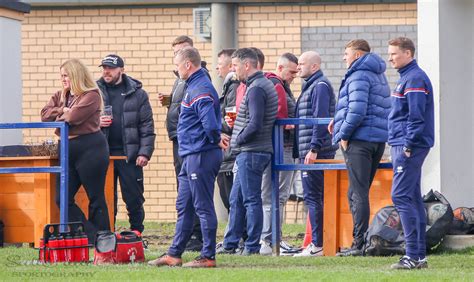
[302,25,417,92]
[301,25,417,159]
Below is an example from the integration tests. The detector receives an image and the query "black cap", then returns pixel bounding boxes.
[99,54,124,68]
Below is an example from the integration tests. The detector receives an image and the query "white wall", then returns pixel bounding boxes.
[0,16,23,145]
[418,0,474,207]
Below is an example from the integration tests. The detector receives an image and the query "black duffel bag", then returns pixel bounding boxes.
[424,190,454,250]
[363,206,406,256]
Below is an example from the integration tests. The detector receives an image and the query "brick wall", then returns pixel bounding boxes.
[302,24,417,91]
[21,3,416,223]
[21,7,212,222]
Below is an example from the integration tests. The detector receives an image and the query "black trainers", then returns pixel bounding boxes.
[391,255,425,270]
[280,240,302,256]
[216,244,240,255]
[336,247,363,257]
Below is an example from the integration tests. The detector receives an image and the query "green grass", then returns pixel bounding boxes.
[1,221,473,281]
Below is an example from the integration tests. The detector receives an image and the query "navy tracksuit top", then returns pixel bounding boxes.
[177,68,222,157]
[388,59,434,149]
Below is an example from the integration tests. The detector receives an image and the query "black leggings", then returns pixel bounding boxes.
[56,131,110,242]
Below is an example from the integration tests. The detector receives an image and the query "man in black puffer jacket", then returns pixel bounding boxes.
[216,48,239,212]
[97,54,155,233]
[158,36,209,251]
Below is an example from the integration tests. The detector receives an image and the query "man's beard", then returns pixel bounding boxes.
[105,74,122,87]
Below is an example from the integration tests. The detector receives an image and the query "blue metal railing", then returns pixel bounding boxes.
[270,118,391,255]
[0,122,69,232]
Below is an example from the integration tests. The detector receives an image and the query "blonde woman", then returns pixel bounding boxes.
[41,59,110,242]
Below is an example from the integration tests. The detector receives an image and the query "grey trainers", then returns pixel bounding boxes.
[259,240,272,256]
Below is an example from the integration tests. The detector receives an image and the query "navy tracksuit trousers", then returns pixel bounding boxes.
[390,145,430,260]
[300,153,335,247]
[168,148,222,259]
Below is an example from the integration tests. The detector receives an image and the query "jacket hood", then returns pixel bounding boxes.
[223,71,238,85]
[348,53,386,76]
[97,74,143,96]
[264,72,284,84]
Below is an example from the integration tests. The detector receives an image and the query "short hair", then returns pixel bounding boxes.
[218,48,236,58]
[172,35,193,47]
[345,39,371,53]
[176,46,201,67]
[280,52,298,65]
[250,47,265,69]
[389,37,416,57]
[232,48,258,68]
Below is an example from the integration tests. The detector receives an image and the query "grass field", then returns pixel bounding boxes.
[0,221,473,281]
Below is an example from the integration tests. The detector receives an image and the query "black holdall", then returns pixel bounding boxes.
[362,206,406,256]
[363,190,454,256]
[93,230,146,265]
[423,190,454,250]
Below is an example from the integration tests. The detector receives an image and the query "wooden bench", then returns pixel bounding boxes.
[318,159,393,256]
[0,156,124,247]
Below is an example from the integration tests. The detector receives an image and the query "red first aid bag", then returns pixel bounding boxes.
[93,230,145,265]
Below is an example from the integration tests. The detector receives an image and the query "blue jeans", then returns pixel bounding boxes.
[224,151,271,253]
[168,149,222,259]
[391,146,429,260]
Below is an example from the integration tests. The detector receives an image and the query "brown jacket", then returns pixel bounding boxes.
[41,89,102,136]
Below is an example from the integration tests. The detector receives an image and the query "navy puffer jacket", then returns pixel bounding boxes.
[332,53,391,144]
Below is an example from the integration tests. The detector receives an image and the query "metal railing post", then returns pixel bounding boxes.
[59,122,69,233]
[271,124,281,256]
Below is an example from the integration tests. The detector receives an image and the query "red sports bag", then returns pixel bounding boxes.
[93,230,145,265]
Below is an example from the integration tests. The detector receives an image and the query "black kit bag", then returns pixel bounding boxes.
[449,207,474,235]
[423,190,454,250]
[363,206,406,256]
[363,190,454,256]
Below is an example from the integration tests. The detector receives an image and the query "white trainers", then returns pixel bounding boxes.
[259,240,272,256]
[293,243,323,257]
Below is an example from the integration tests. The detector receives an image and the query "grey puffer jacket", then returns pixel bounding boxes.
[98,74,155,162]
[231,71,278,154]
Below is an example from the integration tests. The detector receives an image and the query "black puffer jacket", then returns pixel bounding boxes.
[219,72,240,172]
[165,73,186,141]
[98,74,155,162]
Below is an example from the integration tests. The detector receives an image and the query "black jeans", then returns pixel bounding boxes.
[217,171,234,213]
[172,138,183,188]
[113,158,145,233]
[341,140,385,249]
[56,131,110,242]
[172,138,202,243]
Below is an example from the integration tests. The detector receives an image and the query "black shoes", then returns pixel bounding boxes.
[336,246,363,257]
[391,256,429,270]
